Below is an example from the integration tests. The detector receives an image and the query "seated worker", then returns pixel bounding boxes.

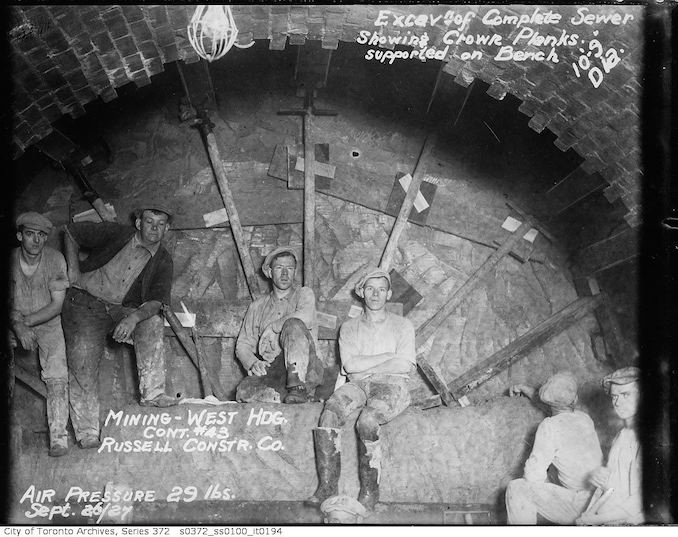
[576,366,643,525]
[309,268,415,511]
[505,371,603,524]
[9,212,70,457]
[63,204,176,449]
[235,247,323,404]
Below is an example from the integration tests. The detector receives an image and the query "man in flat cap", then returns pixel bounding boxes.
[235,246,323,404]
[62,204,176,449]
[309,268,415,511]
[576,366,643,525]
[505,371,603,524]
[9,212,70,457]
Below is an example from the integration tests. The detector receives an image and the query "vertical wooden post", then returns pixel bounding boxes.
[302,112,315,288]
[379,133,438,272]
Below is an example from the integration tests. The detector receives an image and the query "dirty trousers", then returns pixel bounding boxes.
[11,318,69,447]
[237,318,324,401]
[62,287,167,440]
[505,478,593,524]
[321,374,410,438]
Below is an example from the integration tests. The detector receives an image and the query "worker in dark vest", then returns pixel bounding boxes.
[235,247,324,404]
[62,204,176,449]
[9,212,70,457]
[310,268,416,511]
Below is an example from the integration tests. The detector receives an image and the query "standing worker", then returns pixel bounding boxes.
[9,212,70,457]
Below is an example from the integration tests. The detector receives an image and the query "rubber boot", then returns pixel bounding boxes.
[46,380,69,457]
[284,370,307,404]
[357,437,381,511]
[307,427,341,505]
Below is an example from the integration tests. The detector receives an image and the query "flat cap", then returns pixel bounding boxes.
[16,212,53,234]
[137,203,173,218]
[320,494,366,523]
[539,371,578,407]
[602,366,640,391]
[354,267,391,296]
[262,246,298,278]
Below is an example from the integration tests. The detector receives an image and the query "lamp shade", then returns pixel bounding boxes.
[188,5,239,62]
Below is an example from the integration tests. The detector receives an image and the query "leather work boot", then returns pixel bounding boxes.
[140,393,181,408]
[307,427,341,506]
[357,437,381,511]
[45,380,69,457]
[79,435,101,449]
[284,385,308,404]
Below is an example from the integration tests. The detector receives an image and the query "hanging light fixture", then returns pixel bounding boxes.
[187,5,253,63]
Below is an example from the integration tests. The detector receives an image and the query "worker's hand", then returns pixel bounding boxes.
[589,466,611,489]
[249,360,270,377]
[13,322,37,351]
[67,266,80,286]
[112,316,138,344]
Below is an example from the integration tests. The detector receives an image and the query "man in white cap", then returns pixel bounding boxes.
[9,212,70,457]
[505,371,603,524]
[62,203,176,449]
[576,366,643,525]
[235,246,324,404]
[309,268,415,511]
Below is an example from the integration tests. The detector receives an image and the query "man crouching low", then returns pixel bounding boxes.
[235,247,324,404]
[505,371,603,524]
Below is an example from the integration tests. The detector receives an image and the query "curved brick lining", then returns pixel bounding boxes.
[9,5,642,221]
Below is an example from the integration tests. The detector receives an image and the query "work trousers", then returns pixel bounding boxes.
[505,478,593,525]
[10,318,69,448]
[62,287,167,441]
[320,374,410,440]
[237,318,324,402]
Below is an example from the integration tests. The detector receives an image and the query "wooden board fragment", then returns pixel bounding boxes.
[385,172,438,226]
[267,144,288,181]
[389,269,423,316]
[289,143,333,190]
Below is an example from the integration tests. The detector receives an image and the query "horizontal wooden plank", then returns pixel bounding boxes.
[164,299,403,339]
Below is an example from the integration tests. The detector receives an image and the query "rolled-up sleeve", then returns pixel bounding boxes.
[523,420,555,483]
[395,317,416,365]
[338,320,360,371]
[288,287,316,330]
[48,251,69,292]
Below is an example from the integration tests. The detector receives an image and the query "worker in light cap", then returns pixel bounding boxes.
[505,371,603,524]
[10,212,70,457]
[235,246,324,404]
[309,267,416,513]
[576,366,643,525]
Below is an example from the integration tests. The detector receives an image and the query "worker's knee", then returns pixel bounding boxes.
[319,402,345,428]
[356,408,380,440]
[280,317,306,337]
[505,478,529,502]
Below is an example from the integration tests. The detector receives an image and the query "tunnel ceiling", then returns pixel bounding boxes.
[9,4,643,225]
